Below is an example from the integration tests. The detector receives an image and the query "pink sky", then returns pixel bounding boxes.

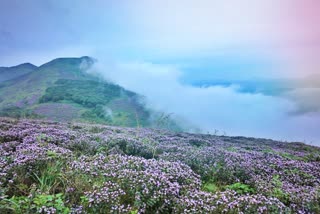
[274,0,320,77]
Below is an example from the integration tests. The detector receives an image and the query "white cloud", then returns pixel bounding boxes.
[89,59,320,145]
[284,88,320,114]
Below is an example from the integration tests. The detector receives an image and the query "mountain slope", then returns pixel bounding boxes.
[0,63,37,83]
[0,57,96,112]
[0,57,177,129]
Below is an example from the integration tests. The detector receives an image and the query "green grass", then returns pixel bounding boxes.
[0,106,41,119]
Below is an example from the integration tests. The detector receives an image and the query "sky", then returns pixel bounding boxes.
[1,0,320,145]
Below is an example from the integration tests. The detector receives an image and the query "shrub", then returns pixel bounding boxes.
[227,182,255,195]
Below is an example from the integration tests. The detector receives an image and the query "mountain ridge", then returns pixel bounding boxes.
[0,56,180,130]
[0,62,38,83]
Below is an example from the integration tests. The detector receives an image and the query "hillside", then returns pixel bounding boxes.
[0,57,178,129]
[0,63,37,83]
[0,117,319,213]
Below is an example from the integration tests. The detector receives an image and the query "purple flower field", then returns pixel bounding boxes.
[0,117,319,213]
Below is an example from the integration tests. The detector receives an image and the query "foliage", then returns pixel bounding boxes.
[0,106,40,119]
[80,105,112,124]
[202,182,218,193]
[227,182,255,195]
[40,79,123,108]
[2,193,69,214]
[271,175,290,204]
[38,79,153,127]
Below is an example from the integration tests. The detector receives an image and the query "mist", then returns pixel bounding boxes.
[85,59,320,146]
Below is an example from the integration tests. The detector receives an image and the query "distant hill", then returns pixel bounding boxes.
[0,63,37,83]
[0,57,180,130]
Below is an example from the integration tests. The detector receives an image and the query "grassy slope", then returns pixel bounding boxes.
[38,78,151,126]
[0,57,93,109]
[0,57,176,129]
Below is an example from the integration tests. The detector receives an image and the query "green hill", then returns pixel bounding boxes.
[0,57,179,129]
[0,63,37,83]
